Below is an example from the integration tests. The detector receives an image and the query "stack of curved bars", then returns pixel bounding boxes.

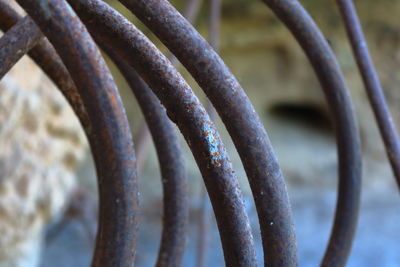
[0,0,398,266]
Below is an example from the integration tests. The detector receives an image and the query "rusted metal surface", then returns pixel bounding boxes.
[67,0,257,265]
[0,0,394,266]
[195,1,221,265]
[117,0,298,265]
[204,0,220,121]
[168,0,203,66]
[0,0,91,136]
[106,0,200,265]
[262,0,362,266]
[134,0,203,171]
[0,16,42,79]
[104,47,189,267]
[336,0,400,189]
[15,0,139,266]
[0,0,22,29]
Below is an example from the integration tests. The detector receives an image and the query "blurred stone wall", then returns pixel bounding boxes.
[0,36,87,266]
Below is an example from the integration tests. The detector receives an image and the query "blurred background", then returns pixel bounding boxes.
[0,0,399,266]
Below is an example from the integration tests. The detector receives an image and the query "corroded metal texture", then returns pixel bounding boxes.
[196,1,221,266]
[0,0,91,136]
[167,0,203,66]
[15,0,139,266]
[262,0,362,266]
[105,48,189,267]
[117,0,298,265]
[0,16,42,79]
[105,0,204,262]
[0,0,23,29]
[133,0,203,172]
[0,0,394,266]
[67,0,257,265]
[336,0,400,189]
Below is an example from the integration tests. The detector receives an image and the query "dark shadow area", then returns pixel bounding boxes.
[268,102,333,134]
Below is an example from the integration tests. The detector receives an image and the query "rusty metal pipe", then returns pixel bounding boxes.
[117,0,298,265]
[203,0,220,121]
[0,0,18,30]
[15,0,139,266]
[261,0,362,266]
[0,0,190,265]
[134,0,203,173]
[167,0,203,66]
[336,0,400,189]
[195,1,221,266]
[0,0,91,137]
[104,47,188,267]
[134,0,203,171]
[0,3,187,265]
[67,0,257,265]
[108,0,201,264]
[0,16,42,79]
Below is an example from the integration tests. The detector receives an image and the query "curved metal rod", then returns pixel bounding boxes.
[67,0,257,265]
[195,1,221,266]
[123,1,202,263]
[113,0,199,264]
[116,0,297,265]
[0,17,42,79]
[16,0,139,266]
[168,0,203,67]
[131,1,202,261]
[0,3,188,264]
[0,0,190,265]
[134,0,203,172]
[104,48,188,267]
[261,0,362,266]
[336,0,400,189]
[0,0,91,137]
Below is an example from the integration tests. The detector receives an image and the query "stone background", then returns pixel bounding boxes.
[1,0,399,266]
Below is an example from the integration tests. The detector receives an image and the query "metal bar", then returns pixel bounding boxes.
[167,0,204,66]
[0,1,24,29]
[195,1,221,266]
[109,0,202,264]
[104,48,188,267]
[0,3,182,264]
[261,0,362,266]
[204,0,220,121]
[0,16,42,79]
[336,0,400,189]
[15,1,139,266]
[67,0,257,265]
[183,0,203,25]
[0,0,91,137]
[135,0,203,170]
[116,0,298,265]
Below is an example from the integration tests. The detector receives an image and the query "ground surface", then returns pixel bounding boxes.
[40,185,400,267]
